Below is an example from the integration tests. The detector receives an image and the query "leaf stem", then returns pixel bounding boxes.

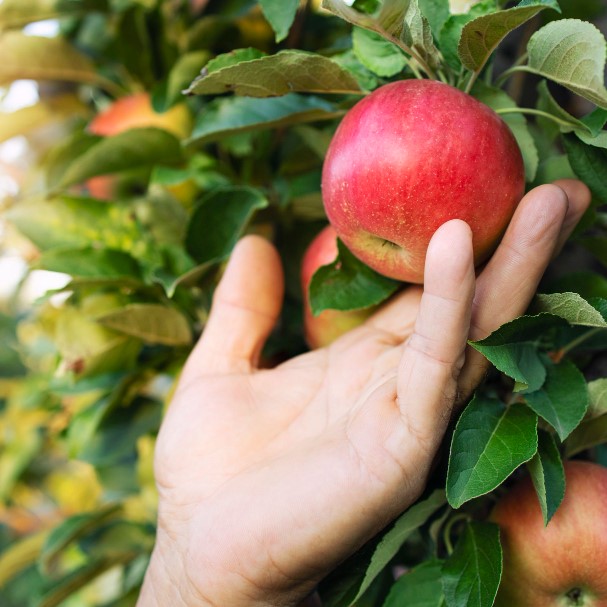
[442,513,470,556]
[387,32,436,80]
[494,63,532,88]
[494,107,579,130]
[561,327,605,357]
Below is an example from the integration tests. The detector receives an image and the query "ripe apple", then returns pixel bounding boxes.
[301,225,373,349]
[492,460,607,606]
[87,93,193,200]
[322,79,525,283]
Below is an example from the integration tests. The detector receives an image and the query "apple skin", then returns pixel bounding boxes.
[492,460,607,607]
[87,93,192,200]
[301,225,372,349]
[322,79,525,283]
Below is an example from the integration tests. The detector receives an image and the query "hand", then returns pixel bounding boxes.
[137,180,590,607]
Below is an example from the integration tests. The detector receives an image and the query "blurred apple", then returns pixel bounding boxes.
[301,225,373,349]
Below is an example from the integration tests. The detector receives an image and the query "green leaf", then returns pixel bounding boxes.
[309,240,400,315]
[57,128,183,190]
[527,430,565,525]
[37,247,142,281]
[418,0,450,38]
[259,0,300,42]
[400,0,442,69]
[470,313,569,390]
[562,133,607,203]
[0,0,107,28]
[588,378,607,418]
[319,490,446,607]
[5,196,143,254]
[564,413,607,457]
[526,19,607,109]
[472,81,538,181]
[580,107,607,136]
[441,522,502,607]
[524,359,589,441]
[353,27,408,77]
[383,559,445,607]
[0,32,101,87]
[439,1,496,69]
[97,304,192,346]
[536,80,589,139]
[549,271,607,301]
[534,292,607,327]
[205,48,267,73]
[458,0,560,74]
[188,94,342,145]
[446,396,538,509]
[186,187,268,264]
[186,50,362,97]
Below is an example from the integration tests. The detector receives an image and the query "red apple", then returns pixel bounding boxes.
[301,225,373,349]
[87,93,193,199]
[492,460,607,606]
[322,79,525,283]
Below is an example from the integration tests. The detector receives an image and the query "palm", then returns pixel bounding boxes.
[146,181,589,607]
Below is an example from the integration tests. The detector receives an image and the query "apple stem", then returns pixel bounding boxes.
[494,107,580,130]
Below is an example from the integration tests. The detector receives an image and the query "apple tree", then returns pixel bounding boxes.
[0,0,606,605]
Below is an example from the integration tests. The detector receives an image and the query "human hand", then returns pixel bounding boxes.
[137,180,590,607]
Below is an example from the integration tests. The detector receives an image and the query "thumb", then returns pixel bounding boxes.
[183,235,284,377]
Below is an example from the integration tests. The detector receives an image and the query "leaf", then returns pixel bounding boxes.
[97,304,191,346]
[441,522,502,607]
[526,19,607,109]
[527,430,565,525]
[470,313,569,390]
[524,359,589,441]
[458,0,560,74]
[186,186,268,264]
[534,292,607,327]
[57,128,183,189]
[186,50,362,97]
[0,94,88,143]
[37,247,142,281]
[536,80,589,138]
[472,81,538,181]
[401,0,442,69]
[563,133,607,203]
[0,32,100,87]
[581,107,607,136]
[259,0,300,42]
[309,240,400,315]
[0,530,49,588]
[588,378,607,418]
[205,48,267,73]
[353,27,408,77]
[0,0,107,28]
[383,559,445,607]
[5,196,142,253]
[418,0,450,37]
[188,94,342,145]
[564,413,607,457]
[318,490,446,607]
[446,396,538,509]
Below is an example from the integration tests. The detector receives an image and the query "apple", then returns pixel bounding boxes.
[492,460,607,606]
[87,92,193,199]
[301,225,373,349]
[322,79,525,283]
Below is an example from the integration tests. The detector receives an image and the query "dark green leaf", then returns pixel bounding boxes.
[548,271,607,301]
[458,0,560,73]
[189,94,342,145]
[580,107,607,136]
[309,240,400,315]
[186,186,268,264]
[524,359,589,441]
[441,522,502,607]
[564,413,607,457]
[383,559,444,607]
[527,430,565,525]
[259,0,300,42]
[353,27,408,77]
[563,133,607,203]
[186,50,362,97]
[447,396,538,508]
[57,128,183,189]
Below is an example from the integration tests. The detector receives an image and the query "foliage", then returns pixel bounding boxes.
[0,0,606,605]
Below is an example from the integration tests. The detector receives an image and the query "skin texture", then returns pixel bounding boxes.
[87,93,192,199]
[301,225,372,349]
[493,461,607,607]
[322,80,525,282]
[136,180,590,607]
